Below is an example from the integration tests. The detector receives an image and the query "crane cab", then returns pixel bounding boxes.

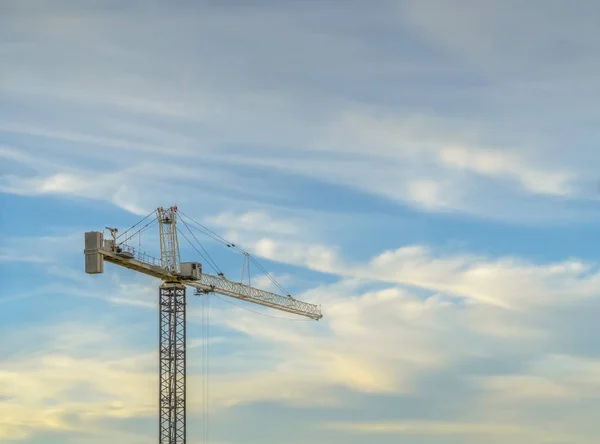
[178,262,202,280]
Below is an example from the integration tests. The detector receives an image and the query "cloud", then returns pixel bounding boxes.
[439,145,573,196]
[363,246,600,309]
[211,109,587,220]
[0,318,156,440]
[0,232,81,265]
[479,375,575,401]
[401,0,600,80]
[5,218,600,442]
[478,354,600,404]
[398,0,600,199]
[6,270,598,441]
[209,210,600,310]
[205,211,301,237]
[323,420,591,442]
[3,2,600,443]
[1,2,598,224]
[178,210,600,443]
[0,169,148,215]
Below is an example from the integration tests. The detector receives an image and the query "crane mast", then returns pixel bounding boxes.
[158,206,181,273]
[159,281,186,443]
[83,205,322,444]
[157,206,186,443]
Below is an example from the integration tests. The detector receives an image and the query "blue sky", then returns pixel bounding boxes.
[2,1,600,443]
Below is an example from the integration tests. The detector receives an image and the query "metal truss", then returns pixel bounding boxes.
[98,246,322,320]
[188,274,322,320]
[159,282,186,444]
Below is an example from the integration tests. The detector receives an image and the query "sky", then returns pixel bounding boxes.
[1,0,600,443]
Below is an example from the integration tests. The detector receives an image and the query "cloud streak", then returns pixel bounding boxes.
[2,2,599,223]
[3,2,600,443]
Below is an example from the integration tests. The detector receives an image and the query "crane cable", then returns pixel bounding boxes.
[177,211,291,296]
[178,212,249,256]
[178,217,223,276]
[206,292,211,444]
[178,212,288,291]
[176,228,222,276]
[199,290,211,444]
[247,255,289,296]
[201,290,205,443]
[178,211,234,247]
[117,218,158,247]
[190,219,290,295]
[115,209,157,241]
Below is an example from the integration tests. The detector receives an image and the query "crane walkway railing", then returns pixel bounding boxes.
[119,243,165,268]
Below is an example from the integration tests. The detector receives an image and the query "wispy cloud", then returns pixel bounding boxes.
[3,217,600,442]
[3,1,600,443]
[211,210,600,309]
[2,2,599,223]
[324,420,593,442]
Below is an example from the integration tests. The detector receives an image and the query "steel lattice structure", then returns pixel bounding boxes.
[159,282,187,444]
[158,206,181,273]
[84,205,322,444]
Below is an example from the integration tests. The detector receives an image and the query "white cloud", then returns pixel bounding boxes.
[324,420,593,442]
[202,284,450,402]
[401,0,600,82]
[0,232,81,265]
[3,2,600,443]
[361,246,599,309]
[5,219,600,442]
[0,318,156,440]
[479,375,575,401]
[0,3,597,223]
[406,178,447,209]
[0,170,149,215]
[206,211,300,237]
[439,145,574,196]
[209,213,600,310]
[479,354,600,404]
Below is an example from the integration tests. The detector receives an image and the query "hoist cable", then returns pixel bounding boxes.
[206,293,211,443]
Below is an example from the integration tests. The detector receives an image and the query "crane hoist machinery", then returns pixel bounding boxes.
[84,205,322,444]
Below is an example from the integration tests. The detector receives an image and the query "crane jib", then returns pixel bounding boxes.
[84,231,322,320]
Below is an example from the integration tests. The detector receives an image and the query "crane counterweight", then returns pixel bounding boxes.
[84,231,104,274]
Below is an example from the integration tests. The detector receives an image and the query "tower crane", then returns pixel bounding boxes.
[83,205,322,444]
